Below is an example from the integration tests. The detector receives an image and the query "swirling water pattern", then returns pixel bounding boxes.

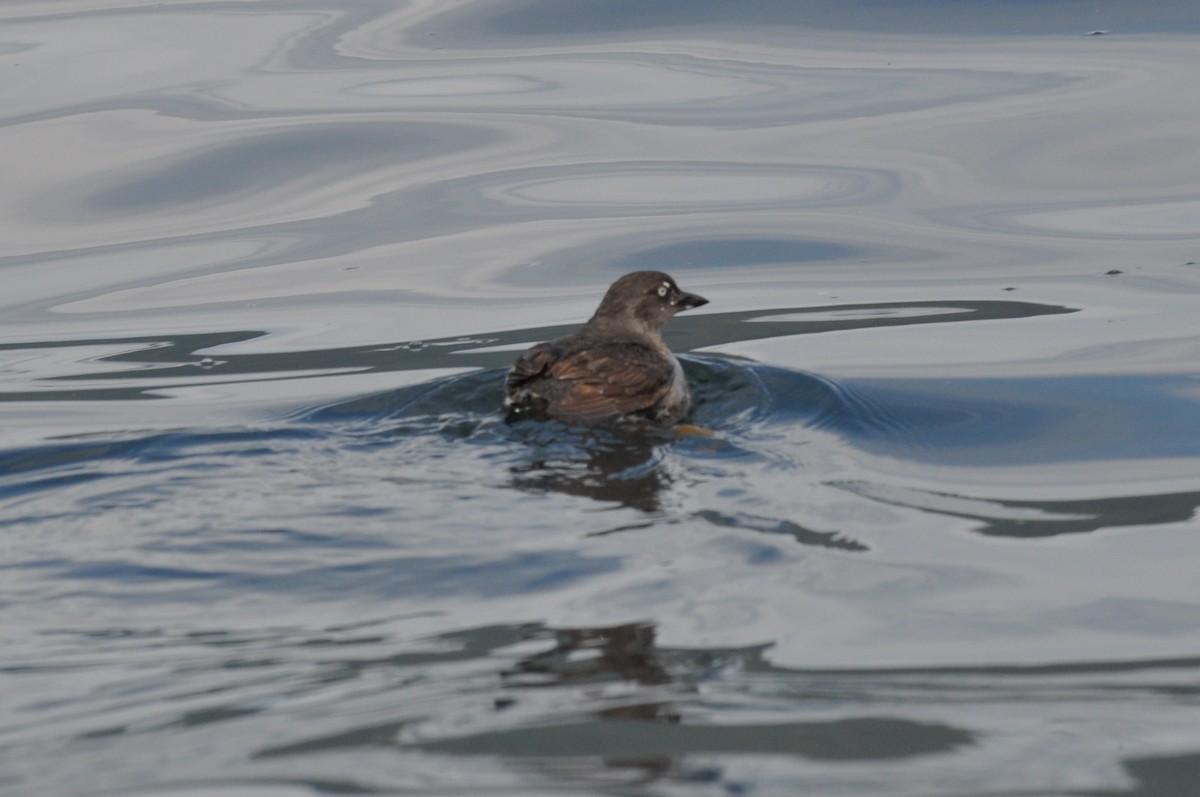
[3,2,1200,795]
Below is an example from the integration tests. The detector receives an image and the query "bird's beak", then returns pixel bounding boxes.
[674,291,708,310]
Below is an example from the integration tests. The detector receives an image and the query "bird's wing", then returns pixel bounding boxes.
[505,341,558,397]
[507,341,673,422]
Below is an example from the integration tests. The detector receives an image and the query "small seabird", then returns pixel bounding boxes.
[504,271,708,424]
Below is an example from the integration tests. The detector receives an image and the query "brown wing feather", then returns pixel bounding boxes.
[505,342,556,393]
[506,340,673,422]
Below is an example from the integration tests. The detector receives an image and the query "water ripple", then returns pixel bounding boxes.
[5,2,1200,794]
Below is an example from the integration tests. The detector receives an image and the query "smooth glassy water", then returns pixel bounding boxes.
[3,2,1200,795]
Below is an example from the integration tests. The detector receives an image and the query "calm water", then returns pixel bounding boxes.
[4,2,1200,795]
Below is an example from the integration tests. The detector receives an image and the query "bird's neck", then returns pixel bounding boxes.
[581,314,667,349]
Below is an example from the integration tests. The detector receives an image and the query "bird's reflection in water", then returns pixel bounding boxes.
[505,420,870,550]
[503,621,684,783]
[505,621,674,690]
[508,424,673,514]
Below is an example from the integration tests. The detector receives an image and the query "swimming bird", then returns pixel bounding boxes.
[504,271,708,424]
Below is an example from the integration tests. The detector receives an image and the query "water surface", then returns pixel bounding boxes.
[3,1,1200,795]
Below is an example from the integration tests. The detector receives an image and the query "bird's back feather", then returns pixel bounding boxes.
[505,338,677,423]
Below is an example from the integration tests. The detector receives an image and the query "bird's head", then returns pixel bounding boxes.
[588,270,708,337]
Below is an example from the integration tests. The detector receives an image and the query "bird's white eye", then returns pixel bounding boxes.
[657,284,669,298]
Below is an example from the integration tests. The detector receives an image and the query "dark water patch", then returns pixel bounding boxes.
[388,552,606,599]
[0,426,324,494]
[61,560,223,583]
[407,715,974,760]
[309,367,508,426]
[257,719,413,758]
[694,509,868,552]
[169,704,263,729]
[838,374,1200,465]
[835,481,1200,538]
[474,0,1200,37]
[38,550,623,604]
[1123,752,1200,797]
[0,299,1074,401]
[0,329,266,402]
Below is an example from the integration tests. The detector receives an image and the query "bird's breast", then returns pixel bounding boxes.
[659,354,690,419]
